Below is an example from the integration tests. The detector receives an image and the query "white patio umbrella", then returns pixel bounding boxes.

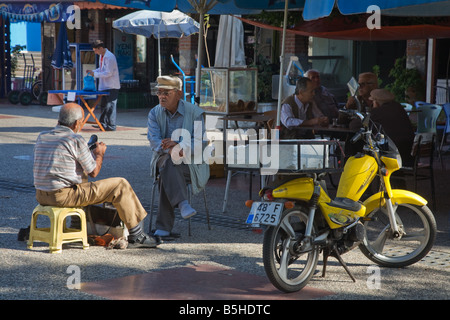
[214,15,246,67]
[113,9,200,76]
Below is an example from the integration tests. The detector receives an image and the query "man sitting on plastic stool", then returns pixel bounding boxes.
[147,75,209,241]
[33,103,159,248]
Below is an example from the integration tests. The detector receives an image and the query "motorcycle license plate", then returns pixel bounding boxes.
[246,202,283,226]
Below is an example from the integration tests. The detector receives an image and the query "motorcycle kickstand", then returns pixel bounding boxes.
[321,246,356,282]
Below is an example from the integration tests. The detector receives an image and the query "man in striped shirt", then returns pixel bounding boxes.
[33,103,159,248]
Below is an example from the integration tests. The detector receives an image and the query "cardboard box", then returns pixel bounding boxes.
[209,163,225,178]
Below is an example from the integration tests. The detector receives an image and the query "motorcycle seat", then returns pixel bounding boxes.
[327,197,362,212]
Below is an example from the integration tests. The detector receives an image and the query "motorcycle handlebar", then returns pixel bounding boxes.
[350,131,362,144]
[339,109,372,145]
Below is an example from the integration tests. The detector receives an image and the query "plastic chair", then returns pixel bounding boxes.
[400,102,413,115]
[400,134,437,211]
[171,55,196,104]
[27,205,89,253]
[439,103,450,152]
[148,176,211,236]
[434,84,449,104]
[416,104,442,134]
[415,101,430,109]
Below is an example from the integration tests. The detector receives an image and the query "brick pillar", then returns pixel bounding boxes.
[179,35,198,76]
[406,39,427,76]
[281,33,309,73]
[88,10,105,44]
[406,39,428,103]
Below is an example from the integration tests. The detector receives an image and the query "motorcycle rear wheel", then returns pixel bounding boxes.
[359,203,436,267]
[263,207,319,293]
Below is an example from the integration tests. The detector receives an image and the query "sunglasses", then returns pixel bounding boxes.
[156,90,175,97]
[358,82,375,87]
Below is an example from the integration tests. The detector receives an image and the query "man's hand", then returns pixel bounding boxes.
[318,116,329,127]
[89,142,106,178]
[161,138,177,150]
[93,142,106,157]
[345,96,358,110]
[162,138,183,157]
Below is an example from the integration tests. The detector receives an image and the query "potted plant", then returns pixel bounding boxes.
[8,45,27,104]
[10,44,26,79]
[251,53,279,111]
[385,56,425,105]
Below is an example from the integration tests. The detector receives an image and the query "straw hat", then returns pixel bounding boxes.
[156,76,182,91]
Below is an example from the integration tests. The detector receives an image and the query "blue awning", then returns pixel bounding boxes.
[303,0,450,20]
[98,0,260,14]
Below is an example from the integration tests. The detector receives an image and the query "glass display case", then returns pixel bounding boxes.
[63,43,96,91]
[199,67,257,114]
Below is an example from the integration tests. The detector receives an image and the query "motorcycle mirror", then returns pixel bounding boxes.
[375,133,384,141]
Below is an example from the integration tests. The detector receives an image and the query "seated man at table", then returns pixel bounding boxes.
[147,76,209,240]
[305,69,339,121]
[346,72,379,112]
[369,88,415,166]
[280,77,329,139]
[340,72,379,130]
[33,103,159,248]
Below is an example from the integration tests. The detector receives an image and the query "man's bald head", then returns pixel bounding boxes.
[58,103,84,127]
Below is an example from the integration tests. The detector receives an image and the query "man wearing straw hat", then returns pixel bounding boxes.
[147,75,209,241]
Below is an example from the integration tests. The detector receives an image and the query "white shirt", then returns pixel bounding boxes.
[281,95,323,128]
[93,49,120,90]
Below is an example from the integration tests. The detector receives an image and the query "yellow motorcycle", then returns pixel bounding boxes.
[246,111,437,293]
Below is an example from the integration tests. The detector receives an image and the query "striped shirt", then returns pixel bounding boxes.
[33,125,96,191]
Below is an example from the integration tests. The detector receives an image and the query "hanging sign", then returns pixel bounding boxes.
[0,2,72,23]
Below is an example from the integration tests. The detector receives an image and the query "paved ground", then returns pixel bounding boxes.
[0,100,449,308]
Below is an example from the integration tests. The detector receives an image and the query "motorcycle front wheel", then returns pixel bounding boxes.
[263,207,320,293]
[359,203,436,268]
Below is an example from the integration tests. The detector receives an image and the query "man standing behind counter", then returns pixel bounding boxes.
[87,40,120,131]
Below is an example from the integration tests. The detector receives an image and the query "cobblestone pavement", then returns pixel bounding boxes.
[0,100,449,303]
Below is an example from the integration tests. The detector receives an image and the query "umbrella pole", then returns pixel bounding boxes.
[195,9,205,103]
[158,24,162,77]
[158,37,162,77]
[275,0,289,131]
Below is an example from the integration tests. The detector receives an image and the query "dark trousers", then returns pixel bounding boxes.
[155,154,191,232]
[100,89,119,130]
